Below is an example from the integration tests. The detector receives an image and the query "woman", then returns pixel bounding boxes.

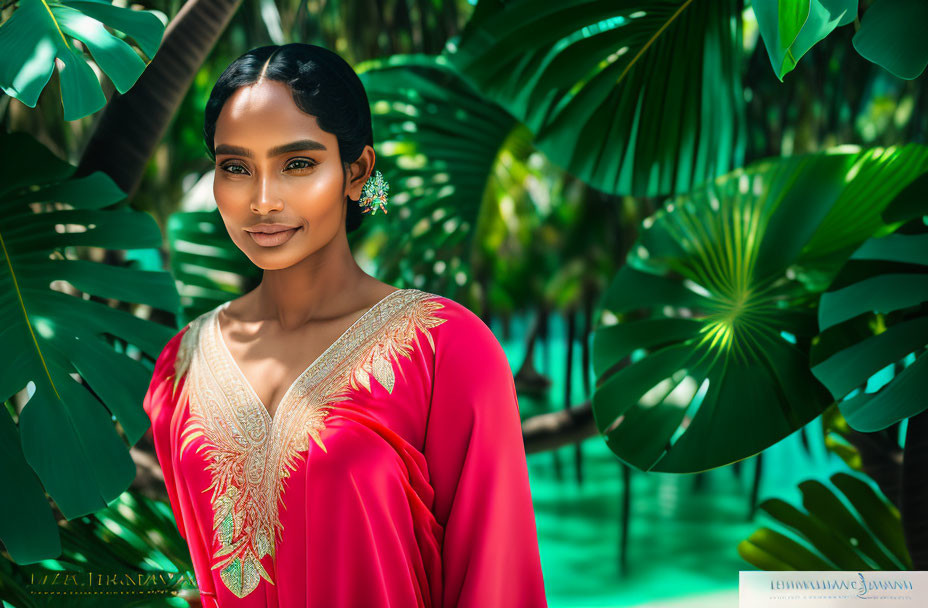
[142,43,548,607]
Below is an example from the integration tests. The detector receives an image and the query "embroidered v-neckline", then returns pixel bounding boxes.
[176,289,450,599]
[211,288,410,423]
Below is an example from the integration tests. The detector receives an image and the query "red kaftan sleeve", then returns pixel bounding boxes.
[142,327,189,541]
[423,303,548,607]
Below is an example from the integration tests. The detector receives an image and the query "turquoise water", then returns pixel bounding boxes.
[495,311,849,608]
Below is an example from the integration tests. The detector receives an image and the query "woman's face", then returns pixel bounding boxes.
[212,79,363,270]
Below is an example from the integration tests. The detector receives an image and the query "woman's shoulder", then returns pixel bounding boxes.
[415,293,516,417]
[410,289,473,319]
[412,290,507,361]
[413,290,490,332]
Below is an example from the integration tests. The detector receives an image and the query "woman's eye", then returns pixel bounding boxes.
[220,162,247,175]
[287,159,316,171]
[218,159,315,175]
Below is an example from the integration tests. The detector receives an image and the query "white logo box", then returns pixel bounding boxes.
[740,571,928,607]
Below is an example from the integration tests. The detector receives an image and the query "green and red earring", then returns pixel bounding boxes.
[358,170,389,215]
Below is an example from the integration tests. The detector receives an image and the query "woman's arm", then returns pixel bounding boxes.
[423,304,548,607]
[142,327,189,542]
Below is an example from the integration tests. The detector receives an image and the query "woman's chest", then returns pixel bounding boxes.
[172,289,447,451]
[165,292,448,598]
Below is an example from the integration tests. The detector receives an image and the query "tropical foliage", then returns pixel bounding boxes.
[812,182,928,432]
[449,0,747,197]
[0,131,179,563]
[739,471,911,570]
[591,145,928,473]
[1,0,928,600]
[754,0,928,80]
[0,489,195,607]
[0,0,166,119]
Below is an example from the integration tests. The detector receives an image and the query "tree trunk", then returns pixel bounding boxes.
[74,0,243,201]
[522,400,597,455]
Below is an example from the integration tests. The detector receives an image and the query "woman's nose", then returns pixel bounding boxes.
[251,173,284,213]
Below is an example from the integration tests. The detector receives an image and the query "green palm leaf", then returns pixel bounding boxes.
[592,145,928,473]
[0,0,165,120]
[0,132,179,563]
[1,489,195,606]
[812,176,928,432]
[166,208,260,323]
[739,472,911,570]
[448,0,745,197]
[357,54,519,297]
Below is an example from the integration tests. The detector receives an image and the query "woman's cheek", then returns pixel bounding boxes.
[214,179,246,212]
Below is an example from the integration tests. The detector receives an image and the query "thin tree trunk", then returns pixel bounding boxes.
[565,307,582,483]
[522,400,597,454]
[619,463,630,576]
[74,0,243,201]
[748,453,763,521]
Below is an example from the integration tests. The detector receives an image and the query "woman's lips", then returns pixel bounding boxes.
[247,226,300,247]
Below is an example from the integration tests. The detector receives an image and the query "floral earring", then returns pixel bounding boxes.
[358,170,389,215]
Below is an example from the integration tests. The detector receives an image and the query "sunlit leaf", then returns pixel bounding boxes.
[0,0,165,120]
[592,145,928,472]
[0,132,178,562]
[356,54,518,298]
[449,0,746,197]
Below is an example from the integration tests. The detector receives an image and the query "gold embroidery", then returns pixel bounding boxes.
[173,312,205,400]
[176,289,446,598]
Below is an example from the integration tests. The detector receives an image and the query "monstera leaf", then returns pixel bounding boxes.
[0,132,179,563]
[0,0,165,120]
[0,489,195,605]
[448,0,745,198]
[166,207,260,323]
[812,175,928,432]
[591,145,928,473]
[753,0,857,80]
[357,54,519,298]
[739,472,911,570]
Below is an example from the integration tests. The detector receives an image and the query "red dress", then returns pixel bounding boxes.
[142,288,548,607]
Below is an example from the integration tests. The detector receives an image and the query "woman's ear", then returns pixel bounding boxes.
[346,145,376,201]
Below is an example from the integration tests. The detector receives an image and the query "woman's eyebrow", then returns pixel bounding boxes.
[215,139,327,158]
